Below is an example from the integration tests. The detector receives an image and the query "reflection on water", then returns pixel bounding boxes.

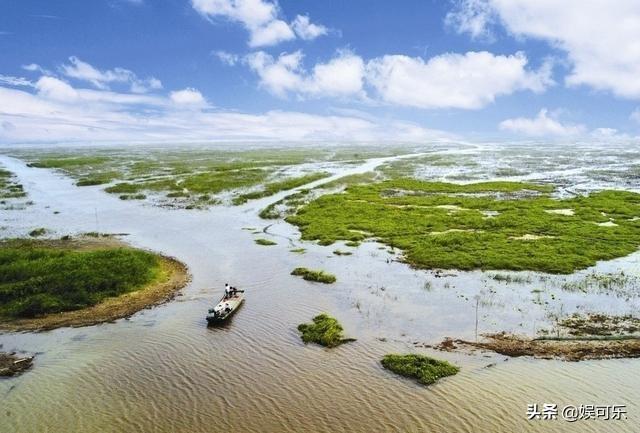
[1,143,639,433]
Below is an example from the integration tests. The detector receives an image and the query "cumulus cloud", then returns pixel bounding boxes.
[191,0,327,47]
[60,56,162,93]
[448,0,640,99]
[292,15,328,40]
[499,109,586,137]
[243,49,550,108]
[366,51,552,109]
[245,50,365,99]
[169,88,207,107]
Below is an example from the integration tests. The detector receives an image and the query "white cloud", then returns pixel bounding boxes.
[35,76,79,102]
[245,50,365,99]
[445,0,496,41]
[292,15,328,40]
[0,74,33,87]
[450,0,640,99]
[366,51,552,109]
[214,50,240,66]
[191,0,327,47]
[170,88,207,107]
[499,108,585,137]
[60,56,162,93]
[0,80,450,144]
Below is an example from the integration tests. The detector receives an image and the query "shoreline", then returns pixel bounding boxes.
[0,253,190,332]
[433,333,640,361]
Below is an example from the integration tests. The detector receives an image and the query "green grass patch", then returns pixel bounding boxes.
[297,313,355,347]
[254,238,277,246]
[233,172,329,205]
[291,267,336,283]
[0,169,26,200]
[289,248,306,254]
[287,179,640,273]
[381,354,460,386]
[0,239,161,318]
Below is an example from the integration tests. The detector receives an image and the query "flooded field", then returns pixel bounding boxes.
[1,142,639,433]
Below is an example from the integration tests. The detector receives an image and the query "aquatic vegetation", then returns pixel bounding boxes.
[0,238,162,318]
[333,249,352,256]
[558,314,640,337]
[451,333,640,361]
[561,272,640,296]
[0,168,26,200]
[16,147,402,210]
[232,172,329,205]
[287,179,640,273]
[381,354,459,386]
[289,248,306,254]
[297,313,354,347]
[254,238,277,246]
[491,273,532,284]
[28,228,47,237]
[291,267,336,284]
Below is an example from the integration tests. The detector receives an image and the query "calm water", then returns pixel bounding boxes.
[1,144,639,433]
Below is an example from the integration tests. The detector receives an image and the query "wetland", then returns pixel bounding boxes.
[1,142,639,433]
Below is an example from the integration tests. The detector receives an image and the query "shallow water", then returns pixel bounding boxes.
[1,144,639,433]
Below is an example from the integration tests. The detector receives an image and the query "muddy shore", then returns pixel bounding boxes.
[433,333,640,361]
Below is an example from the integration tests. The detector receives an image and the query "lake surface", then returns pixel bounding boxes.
[1,143,639,433]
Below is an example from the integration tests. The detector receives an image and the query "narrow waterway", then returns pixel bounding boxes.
[0,150,638,433]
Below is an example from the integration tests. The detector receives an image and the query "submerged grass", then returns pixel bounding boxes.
[254,238,277,246]
[0,238,161,318]
[287,179,640,273]
[381,354,460,386]
[297,313,355,347]
[291,267,336,283]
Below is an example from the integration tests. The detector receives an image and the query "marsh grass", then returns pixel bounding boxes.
[333,250,352,256]
[232,172,329,205]
[254,238,277,246]
[297,314,355,347]
[0,169,26,200]
[289,248,306,254]
[381,354,459,386]
[287,179,640,273]
[291,267,336,283]
[0,239,161,318]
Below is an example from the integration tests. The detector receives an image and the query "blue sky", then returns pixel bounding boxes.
[1,0,639,144]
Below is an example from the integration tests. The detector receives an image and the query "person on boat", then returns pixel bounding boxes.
[224,303,231,313]
[224,283,231,299]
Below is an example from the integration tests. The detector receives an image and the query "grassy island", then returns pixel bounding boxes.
[0,237,189,331]
[291,267,336,283]
[297,314,355,347]
[381,354,459,386]
[287,179,640,274]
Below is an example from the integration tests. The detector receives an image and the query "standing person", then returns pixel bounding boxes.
[224,283,231,299]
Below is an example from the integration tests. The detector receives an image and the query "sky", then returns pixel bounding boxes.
[1,0,640,144]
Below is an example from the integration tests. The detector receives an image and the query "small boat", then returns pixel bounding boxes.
[206,290,245,324]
